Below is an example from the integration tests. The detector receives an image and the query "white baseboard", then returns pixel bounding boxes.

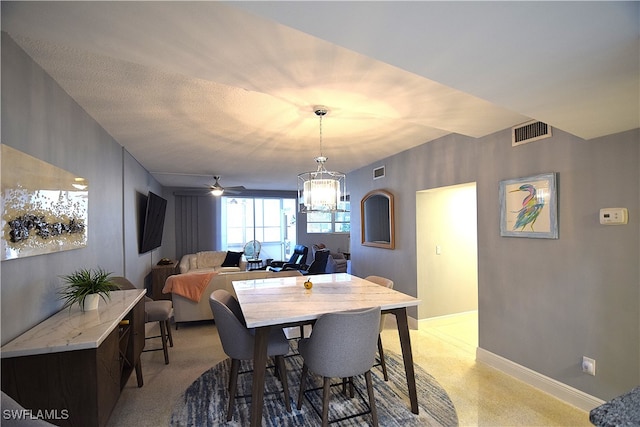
[383,313,419,330]
[476,347,605,412]
[408,315,419,330]
[418,310,477,328]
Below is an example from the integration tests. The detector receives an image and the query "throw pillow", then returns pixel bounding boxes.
[221,251,243,267]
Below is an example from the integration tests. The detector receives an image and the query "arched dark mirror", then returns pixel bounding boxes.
[361,189,395,249]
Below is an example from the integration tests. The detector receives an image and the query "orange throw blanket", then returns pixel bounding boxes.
[162,271,217,302]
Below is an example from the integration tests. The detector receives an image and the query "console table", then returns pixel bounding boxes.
[1,289,146,427]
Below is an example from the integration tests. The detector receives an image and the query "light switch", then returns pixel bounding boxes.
[435,245,442,255]
[599,208,628,225]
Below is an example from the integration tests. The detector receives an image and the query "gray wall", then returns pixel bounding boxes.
[123,152,174,289]
[1,33,174,343]
[348,128,639,401]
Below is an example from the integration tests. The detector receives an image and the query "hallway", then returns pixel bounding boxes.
[421,310,478,354]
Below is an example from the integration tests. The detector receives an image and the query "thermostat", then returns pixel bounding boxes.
[599,208,628,225]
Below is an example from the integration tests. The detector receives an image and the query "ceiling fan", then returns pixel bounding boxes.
[209,176,245,196]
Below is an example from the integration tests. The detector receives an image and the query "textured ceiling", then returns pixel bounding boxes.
[2,1,638,191]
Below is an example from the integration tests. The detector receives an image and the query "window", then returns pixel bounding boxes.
[306,201,350,233]
[221,197,297,259]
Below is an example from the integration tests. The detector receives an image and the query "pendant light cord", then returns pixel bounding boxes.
[319,112,323,158]
[315,108,328,164]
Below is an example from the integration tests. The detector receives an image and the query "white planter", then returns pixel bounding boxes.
[82,293,100,311]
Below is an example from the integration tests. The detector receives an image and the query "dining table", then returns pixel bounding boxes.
[232,272,421,427]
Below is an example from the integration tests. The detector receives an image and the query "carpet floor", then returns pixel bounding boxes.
[170,344,458,426]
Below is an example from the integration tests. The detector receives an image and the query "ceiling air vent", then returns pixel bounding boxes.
[512,120,552,147]
[373,166,385,180]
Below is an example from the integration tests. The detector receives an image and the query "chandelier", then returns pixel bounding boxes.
[298,107,347,213]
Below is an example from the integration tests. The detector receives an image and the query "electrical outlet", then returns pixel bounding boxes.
[582,356,596,376]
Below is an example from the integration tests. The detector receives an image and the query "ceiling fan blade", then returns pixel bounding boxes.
[222,186,246,195]
[207,176,247,196]
[153,173,247,195]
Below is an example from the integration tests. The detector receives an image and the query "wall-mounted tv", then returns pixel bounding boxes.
[139,191,167,254]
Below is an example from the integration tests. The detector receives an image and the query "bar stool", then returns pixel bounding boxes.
[111,276,174,364]
[144,298,174,364]
[365,275,394,380]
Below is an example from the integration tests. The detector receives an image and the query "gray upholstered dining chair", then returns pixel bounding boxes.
[296,306,381,427]
[209,289,292,421]
[365,275,394,381]
[111,276,174,364]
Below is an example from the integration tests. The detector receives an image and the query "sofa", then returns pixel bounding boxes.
[312,244,348,273]
[169,269,302,324]
[179,250,247,274]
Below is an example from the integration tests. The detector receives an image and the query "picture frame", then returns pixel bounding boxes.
[1,144,88,260]
[499,172,558,239]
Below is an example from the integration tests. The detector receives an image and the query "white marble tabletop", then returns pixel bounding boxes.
[1,289,146,358]
[233,273,420,328]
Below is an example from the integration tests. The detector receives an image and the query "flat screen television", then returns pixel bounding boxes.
[139,191,167,254]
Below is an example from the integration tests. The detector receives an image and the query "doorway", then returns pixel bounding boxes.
[416,182,478,349]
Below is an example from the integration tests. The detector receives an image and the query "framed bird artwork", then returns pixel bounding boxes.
[499,172,558,239]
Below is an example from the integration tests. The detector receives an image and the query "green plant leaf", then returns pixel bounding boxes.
[58,267,113,311]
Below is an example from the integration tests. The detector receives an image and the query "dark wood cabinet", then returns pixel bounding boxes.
[1,290,145,427]
[118,296,145,389]
[151,260,178,300]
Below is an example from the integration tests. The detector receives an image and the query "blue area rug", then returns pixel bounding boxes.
[170,344,458,426]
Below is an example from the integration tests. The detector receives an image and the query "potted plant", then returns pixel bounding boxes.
[58,267,114,311]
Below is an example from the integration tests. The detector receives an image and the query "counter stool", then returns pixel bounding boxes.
[144,299,174,364]
[111,276,174,364]
[365,275,394,381]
